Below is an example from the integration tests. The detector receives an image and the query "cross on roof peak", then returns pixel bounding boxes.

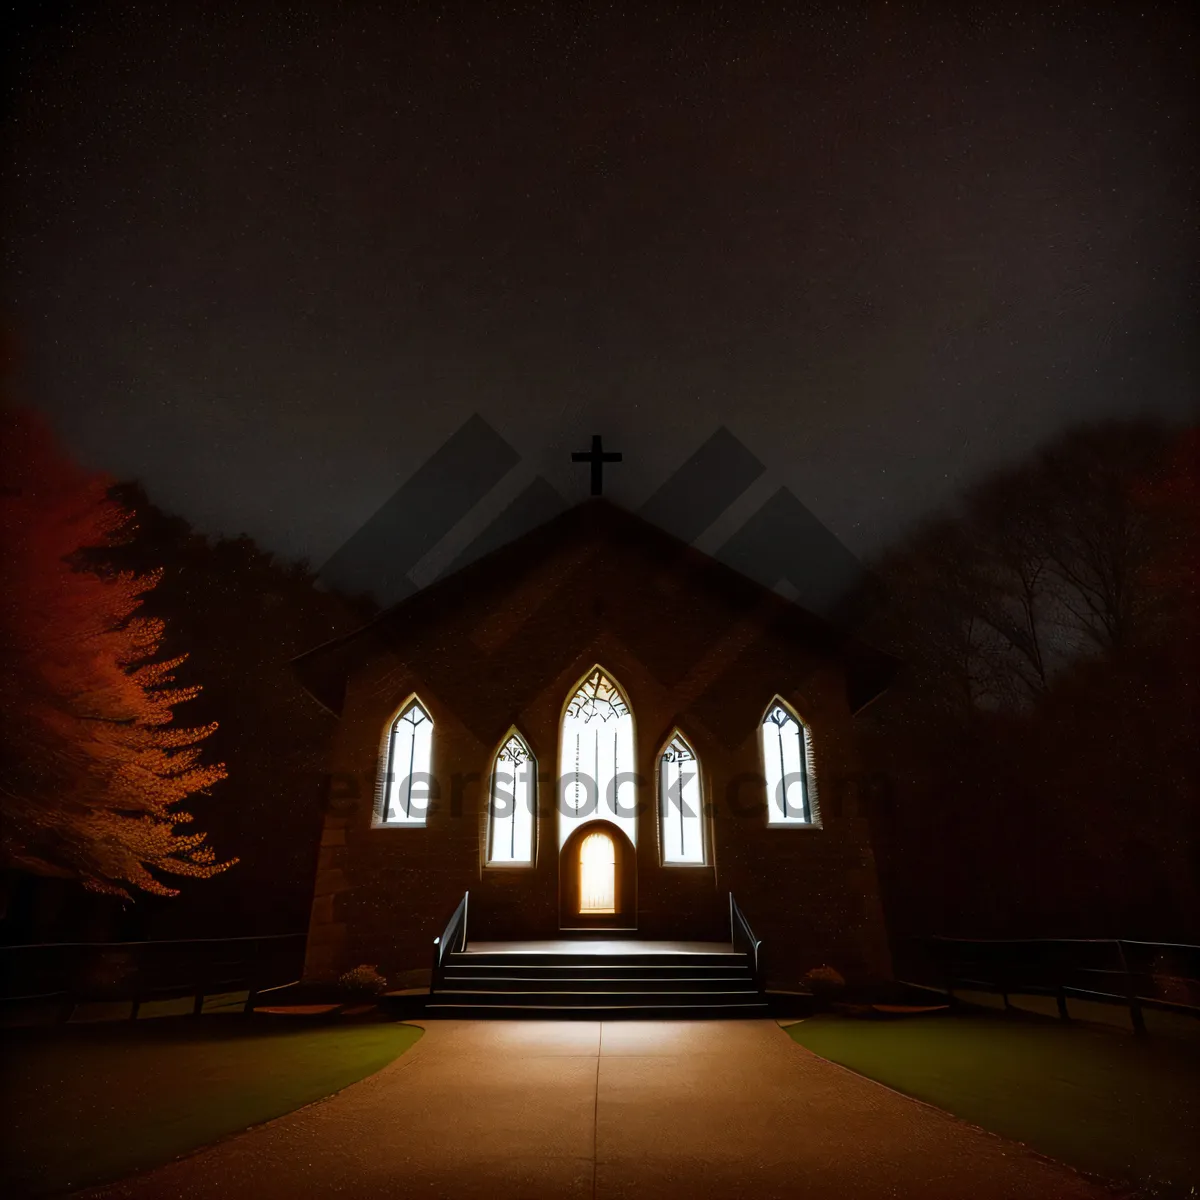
[571,435,622,496]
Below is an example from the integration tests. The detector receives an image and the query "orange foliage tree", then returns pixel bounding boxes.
[0,407,233,897]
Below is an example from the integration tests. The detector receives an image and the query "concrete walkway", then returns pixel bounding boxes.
[84,1019,1110,1200]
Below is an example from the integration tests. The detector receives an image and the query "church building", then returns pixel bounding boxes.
[294,498,895,999]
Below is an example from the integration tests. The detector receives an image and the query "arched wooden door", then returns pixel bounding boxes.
[559,820,636,930]
[579,830,616,913]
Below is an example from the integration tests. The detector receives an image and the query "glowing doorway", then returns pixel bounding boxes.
[579,831,616,914]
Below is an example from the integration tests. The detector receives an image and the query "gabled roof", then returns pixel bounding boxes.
[293,499,897,716]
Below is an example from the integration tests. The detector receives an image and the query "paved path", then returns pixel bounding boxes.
[84,1019,1110,1199]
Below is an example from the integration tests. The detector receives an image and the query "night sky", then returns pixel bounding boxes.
[4,2,1196,571]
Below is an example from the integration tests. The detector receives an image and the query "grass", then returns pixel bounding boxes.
[0,1014,423,1197]
[787,1007,1200,1197]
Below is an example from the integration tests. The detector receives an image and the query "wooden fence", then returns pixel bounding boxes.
[0,933,307,1020]
[900,936,1200,1033]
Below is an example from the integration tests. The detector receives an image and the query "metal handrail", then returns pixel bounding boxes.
[430,892,469,994]
[729,893,765,994]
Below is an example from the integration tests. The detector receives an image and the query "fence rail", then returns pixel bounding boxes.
[0,933,308,1019]
[901,936,1200,1034]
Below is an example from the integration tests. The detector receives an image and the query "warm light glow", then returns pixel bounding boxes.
[558,667,637,848]
[659,732,704,863]
[579,830,616,913]
[384,700,433,824]
[487,733,536,864]
[761,701,815,824]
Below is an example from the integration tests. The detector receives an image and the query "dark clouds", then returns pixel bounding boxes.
[4,2,1196,566]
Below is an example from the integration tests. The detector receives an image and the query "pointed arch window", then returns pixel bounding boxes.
[487,733,537,865]
[659,733,705,863]
[381,699,433,825]
[558,667,637,849]
[761,701,819,826]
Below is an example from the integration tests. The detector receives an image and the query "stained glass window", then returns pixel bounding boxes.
[487,732,536,865]
[761,701,818,825]
[659,733,704,863]
[382,699,433,825]
[559,667,637,848]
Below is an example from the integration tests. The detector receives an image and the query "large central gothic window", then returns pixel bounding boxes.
[559,667,637,848]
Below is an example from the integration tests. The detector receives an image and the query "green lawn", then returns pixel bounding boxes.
[0,1015,423,1197]
[787,1008,1200,1197]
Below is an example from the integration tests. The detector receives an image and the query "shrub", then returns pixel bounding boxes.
[801,964,846,1001]
[337,964,388,998]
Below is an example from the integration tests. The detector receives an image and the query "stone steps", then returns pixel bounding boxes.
[422,945,766,1018]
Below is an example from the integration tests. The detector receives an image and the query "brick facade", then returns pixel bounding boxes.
[297,502,894,988]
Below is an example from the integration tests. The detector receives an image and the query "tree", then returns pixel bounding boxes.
[0,406,233,899]
[93,483,370,939]
[1031,423,1172,653]
[857,420,1198,942]
[1136,426,1200,644]
[868,421,1174,718]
